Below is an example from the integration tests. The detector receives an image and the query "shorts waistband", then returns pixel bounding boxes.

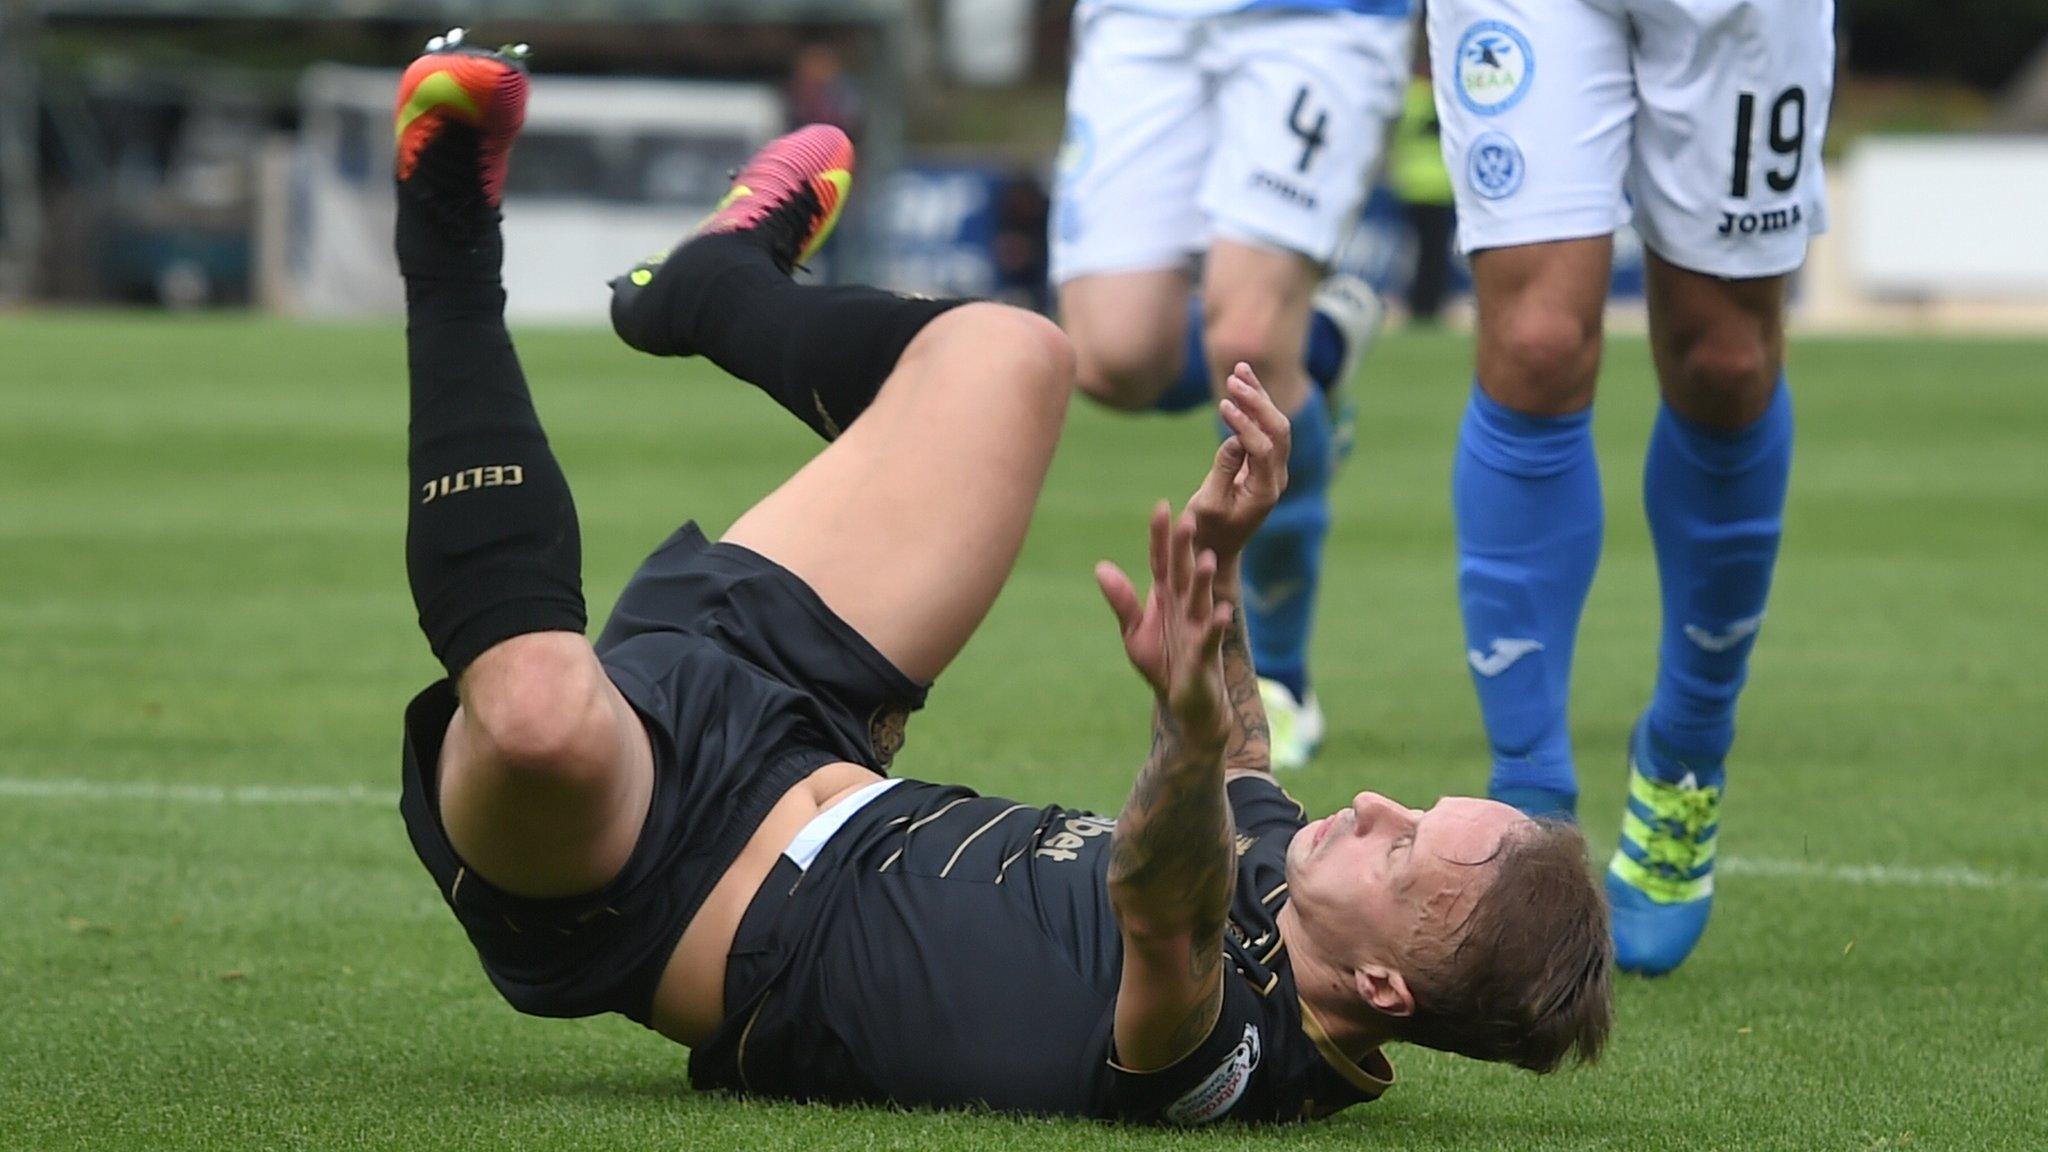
[783,778,904,871]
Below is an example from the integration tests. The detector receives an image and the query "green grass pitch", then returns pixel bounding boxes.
[2,314,2043,1151]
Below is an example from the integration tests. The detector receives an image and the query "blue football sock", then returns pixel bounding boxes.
[1241,395,1333,700]
[1455,385,1604,801]
[1303,309,1345,393]
[1642,380,1793,779]
[1155,300,1348,414]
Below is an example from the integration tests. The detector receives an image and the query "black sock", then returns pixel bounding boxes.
[396,122,503,283]
[401,190,586,678]
[611,232,966,440]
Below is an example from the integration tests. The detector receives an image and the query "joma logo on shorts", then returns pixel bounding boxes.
[1249,171,1318,210]
[420,464,524,503]
[1718,203,1802,237]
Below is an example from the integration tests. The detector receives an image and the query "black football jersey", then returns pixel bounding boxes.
[688,774,1395,1123]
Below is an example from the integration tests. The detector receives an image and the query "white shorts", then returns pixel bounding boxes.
[1050,5,1413,285]
[1427,0,1835,278]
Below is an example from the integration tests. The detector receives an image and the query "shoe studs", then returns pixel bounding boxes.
[422,27,530,61]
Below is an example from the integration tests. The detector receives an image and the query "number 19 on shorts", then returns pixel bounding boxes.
[1731,87,1808,199]
[1724,87,1807,236]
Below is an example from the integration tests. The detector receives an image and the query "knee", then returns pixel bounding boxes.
[461,633,616,778]
[1006,306,1079,392]
[1201,323,1289,390]
[1068,319,1176,412]
[1483,304,1602,414]
[960,302,1075,396]
[1669,329,1776,416]
[1201,280,1301,381]
[916,303,1076,427]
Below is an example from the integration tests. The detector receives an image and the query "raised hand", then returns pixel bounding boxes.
[1096,502,1235,740]
[1186,362,1292,565]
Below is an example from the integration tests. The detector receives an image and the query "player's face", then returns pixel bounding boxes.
[1284,793,1528,973]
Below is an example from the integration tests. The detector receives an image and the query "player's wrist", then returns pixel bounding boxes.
[1211,559,1245,603]
[1159,694,1229,752]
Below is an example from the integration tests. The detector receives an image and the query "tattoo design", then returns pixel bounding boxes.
[1109,710,1235,958]
[1218,596,1272,777]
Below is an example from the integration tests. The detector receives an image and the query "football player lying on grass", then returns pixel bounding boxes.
[392,31,1612,1124]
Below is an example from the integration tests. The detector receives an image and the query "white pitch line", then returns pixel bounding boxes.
[1,776,2044,896]
[0,777,393,807]
[1716,855,2048,895]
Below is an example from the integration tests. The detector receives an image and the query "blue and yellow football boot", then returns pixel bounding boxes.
[1605,714,1722,975]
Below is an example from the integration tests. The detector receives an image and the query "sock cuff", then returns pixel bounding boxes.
[1282,394,1336,491]
[432,594,589,676]
[1462,383,1594,479]
[1655,378,1793,475]
[1303,309,1347,393]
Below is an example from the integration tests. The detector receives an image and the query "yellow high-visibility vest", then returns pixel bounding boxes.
[1391,79,1454,206]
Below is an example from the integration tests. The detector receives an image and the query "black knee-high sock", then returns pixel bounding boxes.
[611,233,965,440]
[400,176,586,678]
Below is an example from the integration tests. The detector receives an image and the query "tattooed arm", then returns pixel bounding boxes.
[1091,363,1290,1071]
[1186,361,1287,781]
[1096,506,1237,1072]
[1106,705,1235,1071]
[1213,561,1273,781]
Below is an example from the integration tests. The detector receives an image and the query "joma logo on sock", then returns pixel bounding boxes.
[1684,612,1764,653]
[421,464,524,503]
[1468,637,1544,678]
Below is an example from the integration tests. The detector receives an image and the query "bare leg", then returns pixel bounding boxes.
[1198,239,1318,415]
[723,303,1076,683]
[1470,237,1613,415]
[439,635,652,896]
[1194,239,1326,749]
[1059,268,1194,412]
[1643,252,1787,427]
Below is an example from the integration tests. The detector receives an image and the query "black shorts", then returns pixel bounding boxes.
[399,522,926,1025]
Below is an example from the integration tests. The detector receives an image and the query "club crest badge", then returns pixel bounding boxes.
[1056,115,1094,182]
[1455,21,1534,115]
[1467,132,1526,200]
[1053,116,1094,242]
[868,705,910,768]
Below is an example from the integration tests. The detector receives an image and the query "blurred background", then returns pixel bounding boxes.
[0,0,2044,328]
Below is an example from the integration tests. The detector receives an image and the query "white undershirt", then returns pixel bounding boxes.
[782,778,903,872]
